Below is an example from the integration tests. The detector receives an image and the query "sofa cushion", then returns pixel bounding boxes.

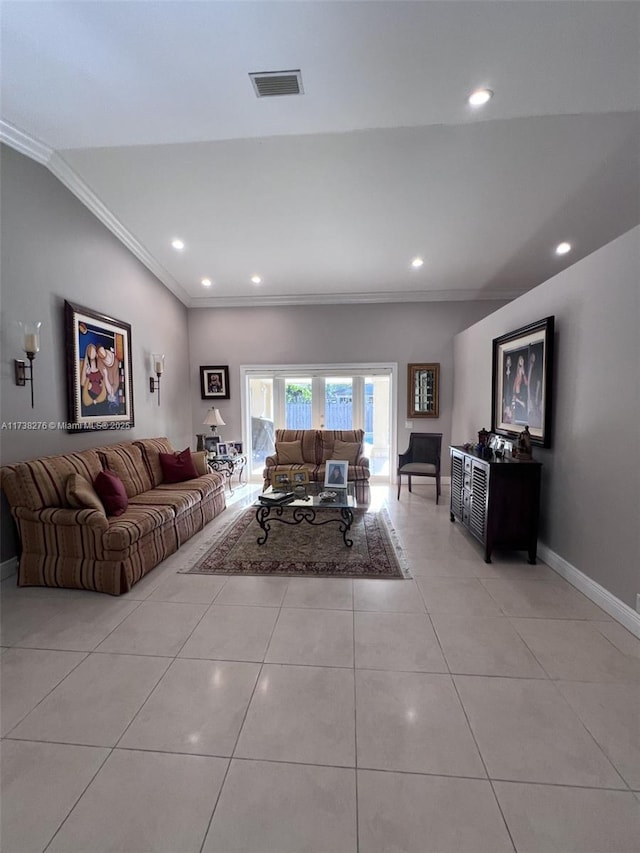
[98,443,153,497]
[65,474,106,516]
[319,429,365,463]
[0,450,104,511]
[102,504,175,552]
[330,439,361,466]
[133,438,176,488]
[192,451,209,476]
[159,448,199,483]
[274,430,318,464]
[275,440,304,465]
[94,470,129,517]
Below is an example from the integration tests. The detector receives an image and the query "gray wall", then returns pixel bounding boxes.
[0,145,192,559]
[188,300,507,462]
[452,226,640,610]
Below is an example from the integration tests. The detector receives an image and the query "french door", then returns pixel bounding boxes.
[241,364,396,480]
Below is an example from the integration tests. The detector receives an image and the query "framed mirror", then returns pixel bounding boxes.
[408,363,440,418]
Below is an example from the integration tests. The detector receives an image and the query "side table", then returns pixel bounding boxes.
[207,454,247,494]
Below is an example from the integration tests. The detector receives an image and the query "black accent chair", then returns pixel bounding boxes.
[397,432,442,503]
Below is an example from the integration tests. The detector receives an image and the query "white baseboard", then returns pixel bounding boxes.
[1,557,18,581]
[538,543,640,640]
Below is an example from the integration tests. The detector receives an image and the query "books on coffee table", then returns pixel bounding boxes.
[258,491,296,505]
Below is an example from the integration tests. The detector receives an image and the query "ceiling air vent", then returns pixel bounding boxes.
[250,70,304,98]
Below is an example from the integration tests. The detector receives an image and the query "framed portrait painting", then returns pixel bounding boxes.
[200,365,230,400]
[64,300,134,432]
[324,460,348,487]
[491,316,555,447]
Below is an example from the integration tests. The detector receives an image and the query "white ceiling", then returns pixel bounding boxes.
[2,1,639,308]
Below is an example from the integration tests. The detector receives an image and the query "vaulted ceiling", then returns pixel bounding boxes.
[2,1,638,307]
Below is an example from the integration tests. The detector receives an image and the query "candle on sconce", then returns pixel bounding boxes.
[20,321,42,356]
[24,334,39,354]
[154,358,164,375]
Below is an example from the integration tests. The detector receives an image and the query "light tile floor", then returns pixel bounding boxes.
[2,485,640,853]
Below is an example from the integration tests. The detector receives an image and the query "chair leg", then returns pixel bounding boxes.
[397,475,402,499]
[436,473,441,505]
[408,475,412,493]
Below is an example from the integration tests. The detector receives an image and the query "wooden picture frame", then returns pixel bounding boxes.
[291,469,309,485]
[408,363,440,418]
[325,460,348,487]
[200,365,230,400]
[64,300,134,432]
[272,471,292,489]
[491,316,555,447]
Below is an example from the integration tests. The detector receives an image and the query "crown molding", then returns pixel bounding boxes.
[189,288,516,309]
[1,121,191,307]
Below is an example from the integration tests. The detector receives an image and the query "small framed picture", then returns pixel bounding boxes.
[204,435,220,453]
[200,365,230,400]
[231,441,243,454]
[325,460,348,487]
[291,469,309,485]
[216,442,228,457]
[272,471,292,489]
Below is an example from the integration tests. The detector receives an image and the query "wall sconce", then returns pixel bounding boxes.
[203,407,225,436]
[149,353,164,405]
[14,321,42,408]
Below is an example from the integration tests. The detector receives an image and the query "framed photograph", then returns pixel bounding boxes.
[408,363,439,418]
[291,469,309,485]
[491,316,555,447]
[200,365,230,400]
[204,435,220,453]
[325,460,348,487]
[231,440,243,454]
[272,471,292,489]
[216,442,228,457]
[64,300,134,432]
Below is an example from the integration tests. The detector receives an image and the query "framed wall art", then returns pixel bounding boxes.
[200,365,230,400]
[408,363,440,418]
[491,316,555,447]
[64,300,134,432]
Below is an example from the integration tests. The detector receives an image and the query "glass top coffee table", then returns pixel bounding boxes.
[253,483,357,547]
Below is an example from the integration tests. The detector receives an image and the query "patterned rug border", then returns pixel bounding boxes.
[181,504,411,579]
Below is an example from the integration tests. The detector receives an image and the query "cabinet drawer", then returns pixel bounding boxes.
[463,473,471,490]
[462,491,471,510]
[464,457,472,473]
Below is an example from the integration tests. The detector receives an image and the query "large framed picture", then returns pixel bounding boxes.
[64,300,134,432]
[408,363,439,418]
[491,316,555,447]
[200,365,230,400]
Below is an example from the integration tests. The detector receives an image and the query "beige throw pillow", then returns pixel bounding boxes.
[276,440,304,465]
[192,451,209,476]
[65,473,106,516]
[330,440,361,466]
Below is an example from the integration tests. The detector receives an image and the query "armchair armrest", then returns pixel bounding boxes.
[355,456,370,470]
[264,454,277,467]
[15,506,109,531]
[398,451,412,467]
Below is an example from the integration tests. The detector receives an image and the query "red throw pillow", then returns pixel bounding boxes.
[93,470,128,517]
[159,448,199,483]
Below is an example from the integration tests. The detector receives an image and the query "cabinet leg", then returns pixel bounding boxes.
[484,547,492,564]
[450,512,455,522]
[528,550,537,565]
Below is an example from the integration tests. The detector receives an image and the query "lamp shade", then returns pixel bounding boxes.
[203,407,225,427]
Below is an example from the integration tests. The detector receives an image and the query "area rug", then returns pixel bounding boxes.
[182,506,410,579]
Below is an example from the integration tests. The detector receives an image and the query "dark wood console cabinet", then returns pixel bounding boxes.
[449,446,542,563]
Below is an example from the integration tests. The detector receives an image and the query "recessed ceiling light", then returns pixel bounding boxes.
[411,257,424,269]
[201,278,212,287]
[251,275,262,285]
[555,242,572,255]
[171,238,185,251]
[468,88,493,107]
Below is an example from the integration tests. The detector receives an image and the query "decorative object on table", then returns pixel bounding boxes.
[149,353,164,405]
[64,300,134,432]
[291,469,310,486]
[204,435,220,454]
[203,406,225,438]
[183,506,409,579]
[407,363,440,418]
[272,471,292,489]
[318,490,338,501]
[216,442,228,457]
[200,365,230,400]
[491,316,555,447]
[325,459,348,487]
[14,320,42,408]
[230,440,243,454]
[514,425,533,460]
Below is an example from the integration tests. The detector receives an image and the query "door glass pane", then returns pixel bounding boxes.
[365,375,391,475]
[285,378,312,429]
[249,377,274,472]
[325,377,353,430]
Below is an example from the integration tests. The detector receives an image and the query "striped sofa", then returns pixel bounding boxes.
[263,429,370,498]
[0,438,226,595]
